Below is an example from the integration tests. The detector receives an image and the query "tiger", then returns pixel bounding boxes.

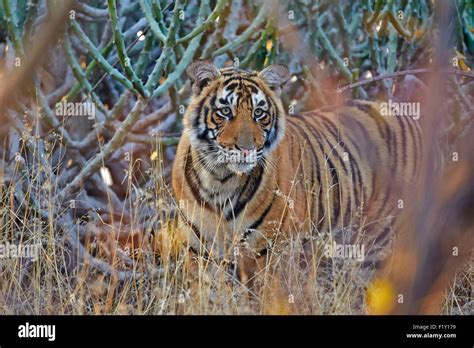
[171,60,422,284]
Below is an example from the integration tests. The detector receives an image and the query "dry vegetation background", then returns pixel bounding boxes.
[0,0,473,314]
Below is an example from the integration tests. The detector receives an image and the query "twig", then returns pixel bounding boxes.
[1,0,25,56]
[131,101,172,132]
[125,133,180,145]
[35,85,77,148]
[108,0,148,97]
[337,68,474,93]
[138,0,167,43]
[316,18,352,83]
[177,0,228,44]
[240,19,273,69]
[65,18,149,102]
[46,69,75,106]
[65,217,142,281]
[57,98,146,200]
[144,0,186,93]
[63,36,109,116]
[70,20,137,95]
[213,3,268,57]
[150,1,208,99]
[76,2,109,18]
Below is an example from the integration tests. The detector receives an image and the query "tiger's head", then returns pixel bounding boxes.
[184,60,290,174]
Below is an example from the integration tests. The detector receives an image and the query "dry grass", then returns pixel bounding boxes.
[1,140,471,315]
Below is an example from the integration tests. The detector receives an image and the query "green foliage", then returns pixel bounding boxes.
[0,0,471,174]
[0,0,471,198]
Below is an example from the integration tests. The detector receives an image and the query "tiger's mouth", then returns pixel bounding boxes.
[215,147,260,174]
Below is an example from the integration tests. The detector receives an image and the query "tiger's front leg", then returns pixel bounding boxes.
[231,221,285,288]
[234,239,269,287]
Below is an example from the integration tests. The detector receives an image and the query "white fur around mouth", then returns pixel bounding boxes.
[227,162,256,174]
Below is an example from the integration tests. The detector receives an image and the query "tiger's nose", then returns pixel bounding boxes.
[235,144,254,155]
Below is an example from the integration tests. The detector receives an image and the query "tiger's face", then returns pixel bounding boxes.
[185,61,290,174]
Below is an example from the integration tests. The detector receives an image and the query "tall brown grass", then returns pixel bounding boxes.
[1,138,471,315]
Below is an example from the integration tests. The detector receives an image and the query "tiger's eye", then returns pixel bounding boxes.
[254,108,263,117]
[221,107,232,115]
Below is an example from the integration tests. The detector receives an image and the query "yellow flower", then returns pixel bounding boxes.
[366,278,395,314]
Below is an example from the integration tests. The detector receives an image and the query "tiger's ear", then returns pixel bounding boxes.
[258,64,290,96]
[187,60,221,95]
